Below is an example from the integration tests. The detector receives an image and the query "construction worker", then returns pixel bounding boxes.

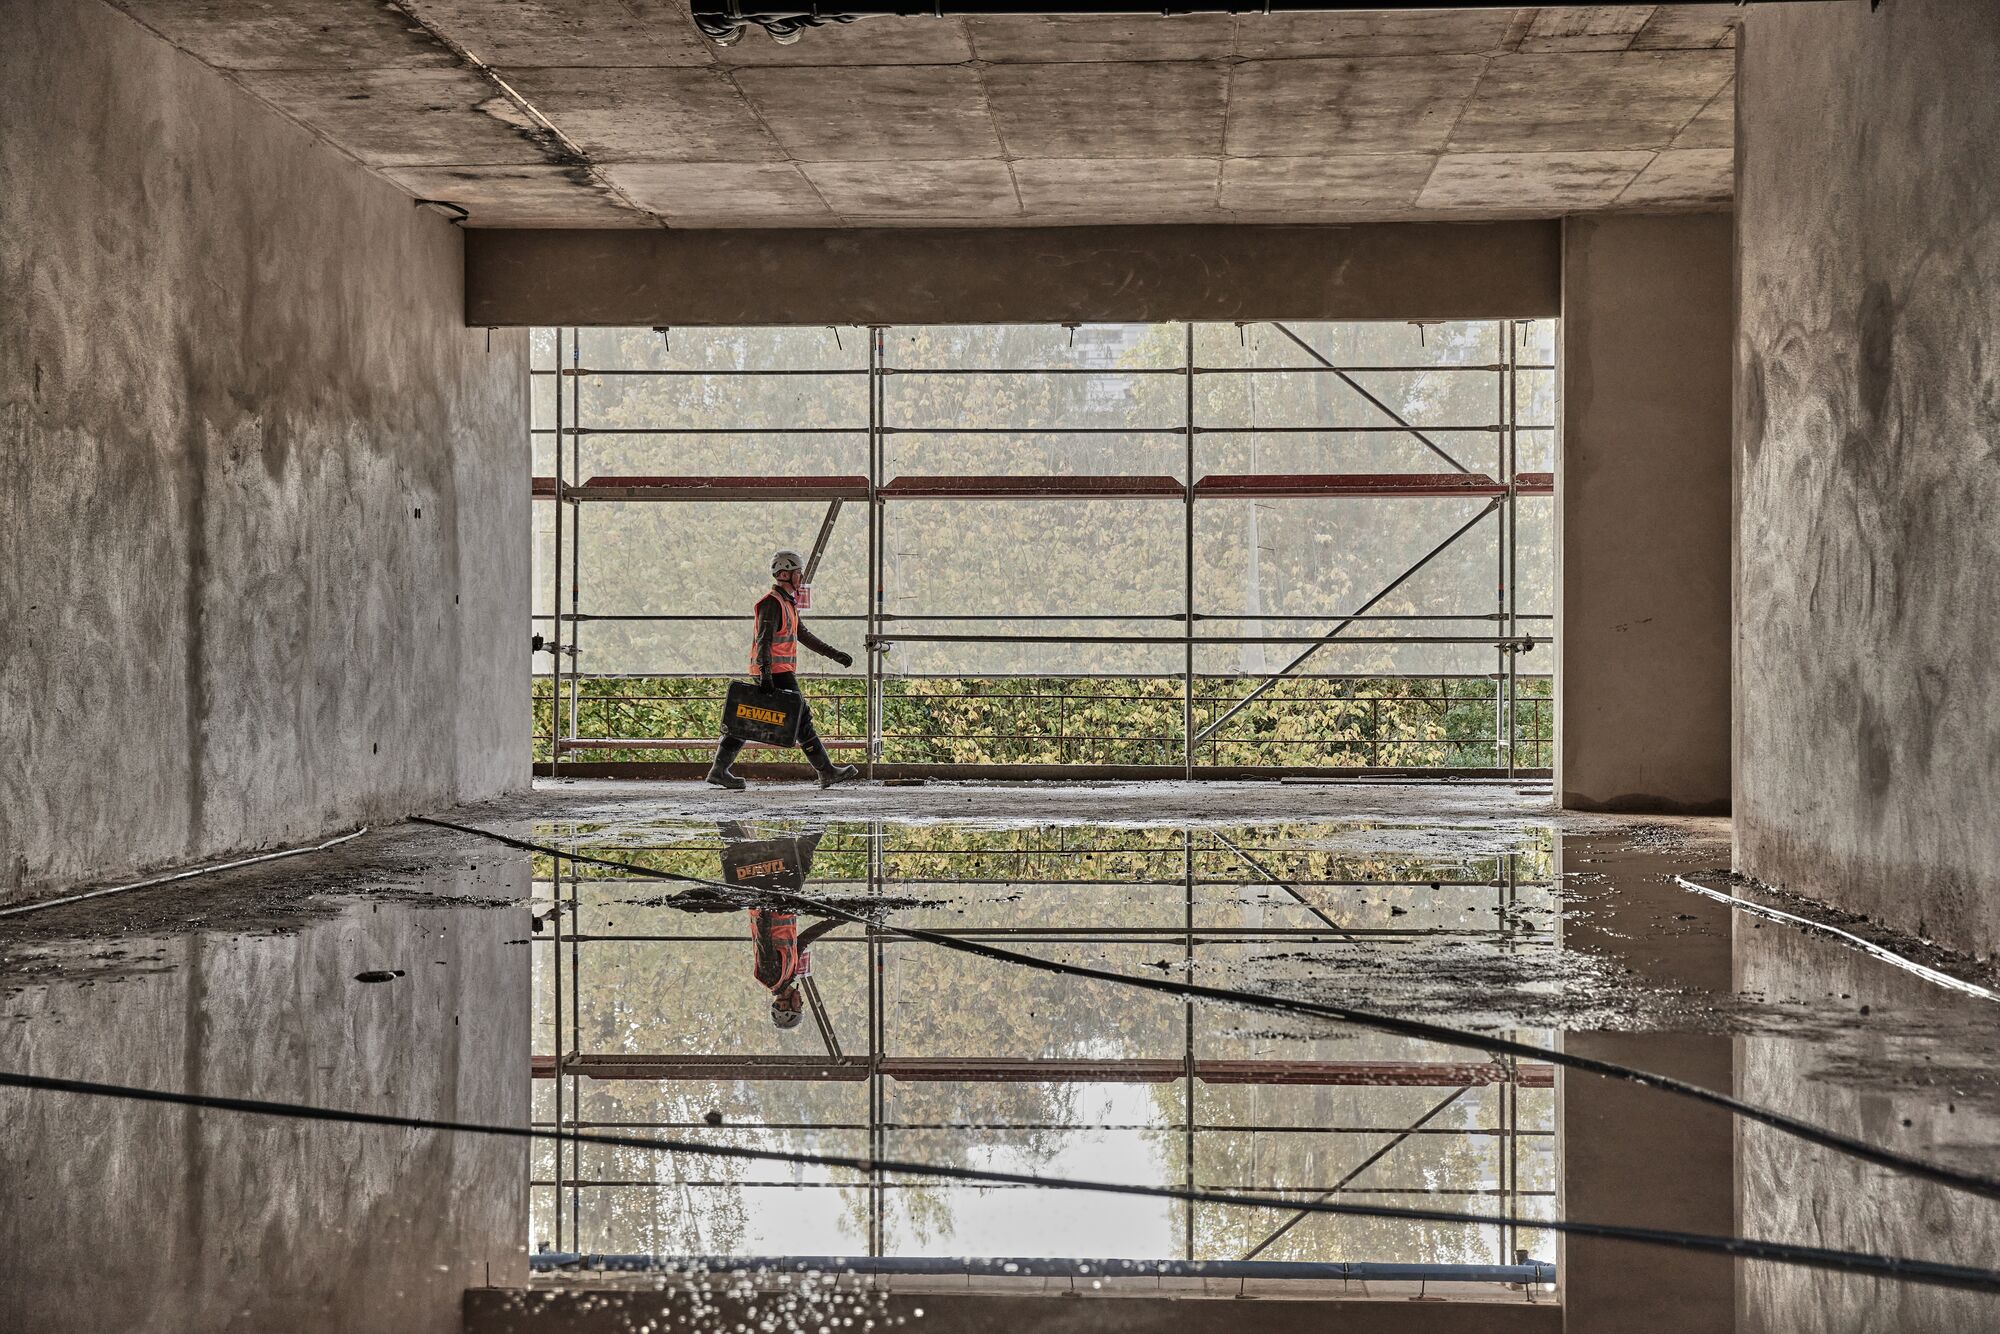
[707,549,861,791]
[750,905,842,1029]
[714,821,840,1030]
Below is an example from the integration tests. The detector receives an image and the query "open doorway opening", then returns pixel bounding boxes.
[530,320,1555,778]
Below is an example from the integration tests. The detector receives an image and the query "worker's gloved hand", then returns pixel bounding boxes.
[758,672,774,691]
[832,650,854,669]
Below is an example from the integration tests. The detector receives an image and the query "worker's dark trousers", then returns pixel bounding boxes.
[714,672,836,775]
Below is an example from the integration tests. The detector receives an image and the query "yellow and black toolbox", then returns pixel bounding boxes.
[720,679,803,748]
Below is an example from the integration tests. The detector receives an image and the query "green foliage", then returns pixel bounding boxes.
[533,673,1553,769]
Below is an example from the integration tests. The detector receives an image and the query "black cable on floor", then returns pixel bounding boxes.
[411,814,2000,1207]
[2,1067,1997,1295]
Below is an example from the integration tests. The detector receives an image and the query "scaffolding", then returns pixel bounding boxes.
[532,321,1555,778]
[531,822,1558,1272]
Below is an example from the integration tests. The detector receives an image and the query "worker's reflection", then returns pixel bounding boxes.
[717,822,837,1031]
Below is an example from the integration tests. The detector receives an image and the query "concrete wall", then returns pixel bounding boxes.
[1559,213,1734,814]
[1735,0,2000,952]
[0,0,529,902]
[464,221,1561,326]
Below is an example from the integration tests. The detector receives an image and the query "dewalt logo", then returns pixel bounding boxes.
[734,858,787,881]
[735,702,788,726]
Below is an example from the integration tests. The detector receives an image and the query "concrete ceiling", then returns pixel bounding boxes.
[110,1,1737,227]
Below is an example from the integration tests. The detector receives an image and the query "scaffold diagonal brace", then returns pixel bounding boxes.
[1268,322,1473,475]
[1192,498,1501,746]
[803,498,844,582]
[1210,830,1354,939]
[1240,1085,1469,1261]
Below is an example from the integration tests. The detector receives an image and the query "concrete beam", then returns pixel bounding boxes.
[464,221,1562,326]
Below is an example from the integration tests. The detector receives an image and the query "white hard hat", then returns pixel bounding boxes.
[772,549,804,576]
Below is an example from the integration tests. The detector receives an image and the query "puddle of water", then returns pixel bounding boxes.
[4,800,1999,1332]
[532,817,1563,1275]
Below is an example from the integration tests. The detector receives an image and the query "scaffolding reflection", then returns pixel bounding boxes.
[531,819,1558,1278]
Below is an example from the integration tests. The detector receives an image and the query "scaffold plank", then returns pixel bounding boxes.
[554,737,866,751]
[572,475,870,502]
[880,474,1185,499]
[1194,473,1509,499]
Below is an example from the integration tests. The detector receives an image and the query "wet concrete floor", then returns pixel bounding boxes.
[2,781,1997,1333]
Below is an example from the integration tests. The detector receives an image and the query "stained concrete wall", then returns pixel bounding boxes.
[464,221,1561,326]
[0,0,528,902]
[1559,213,1734,814]
[1735,0,2000,953]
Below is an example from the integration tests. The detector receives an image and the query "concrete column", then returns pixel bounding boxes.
[1735,0,2000,955]
[1558,213,1734,814]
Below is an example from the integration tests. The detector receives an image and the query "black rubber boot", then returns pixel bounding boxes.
[707,739,747,790]
[801,733,860,789]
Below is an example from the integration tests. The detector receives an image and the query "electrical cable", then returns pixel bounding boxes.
[409,815,2000,1206]
[0,828,370,920]
[2,1067,1997,1295]
[1672,876,2000,1004]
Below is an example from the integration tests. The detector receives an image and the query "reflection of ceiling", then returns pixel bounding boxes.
[111,2,1736,227]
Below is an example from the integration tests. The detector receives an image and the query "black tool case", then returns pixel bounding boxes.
[720,834,810,891]
[720,679,803,748]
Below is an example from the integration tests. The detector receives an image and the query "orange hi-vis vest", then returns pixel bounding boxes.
[750,909,808,991]
[751,590,798,676]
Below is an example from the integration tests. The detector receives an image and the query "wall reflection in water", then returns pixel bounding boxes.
[1736,913,2000,1333]
[0,859,532,1334]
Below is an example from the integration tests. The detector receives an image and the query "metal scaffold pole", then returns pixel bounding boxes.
[867,327,884,777]
[550,328,564,777]
[1495,321,1507,771]
[568,328,583,754]
[1183,321,1196,778]
[1182,827,1196,1257]
[551,856,565,1248]
[868,818,885,1254]
[1506,320,1521,777]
